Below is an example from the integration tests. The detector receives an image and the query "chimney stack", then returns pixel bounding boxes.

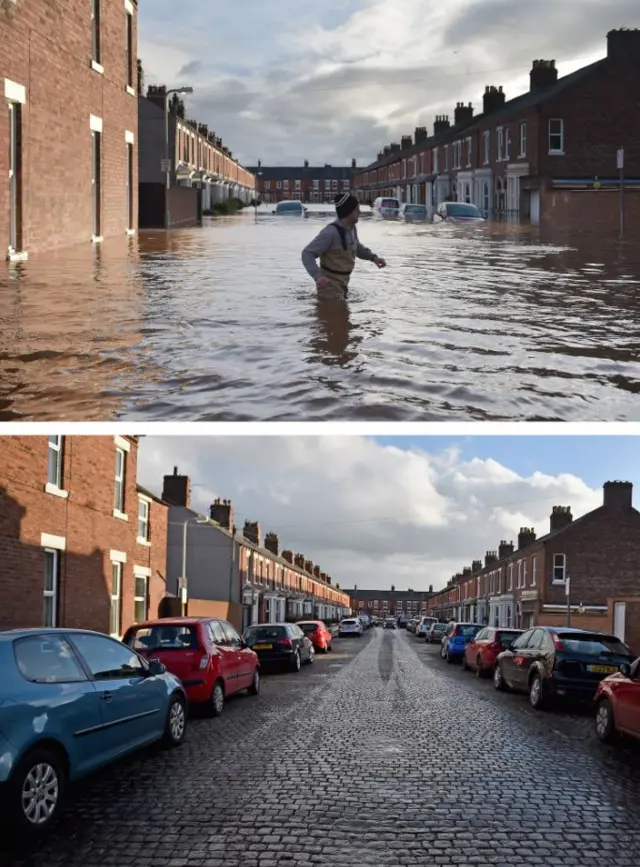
[603,480,633,510]
[162,467,191,508]
[483,85,506,115]
[304,560,314,574]
[529,59,558,92]
[485,550,498,567]
[401,134,413,150]
[351,157,357,168]
[282,550,294,564]
[313,566,321,578]
[433,115,451,134]
[294,553,306,569]
[471,559,483,573]
[243,521,261,547]
[264,532,280,556]
[258,159,261,168]
[498,540,514,560]
[304,159,309,168]
[414,125,428,143]
[462,566,472,577]
[209,497,232,529]
[607,28,640,64]
[454,102,474,126]
[389,142,401,153]
[517,527,537,549]
[550,506,573,533]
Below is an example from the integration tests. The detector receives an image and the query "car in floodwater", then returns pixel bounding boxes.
[273,200,308,217]
[372,196,400,219]
[399,203,428,222]
[433,202,485,223]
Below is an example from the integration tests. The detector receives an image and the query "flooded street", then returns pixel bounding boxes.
[1,205,640,421]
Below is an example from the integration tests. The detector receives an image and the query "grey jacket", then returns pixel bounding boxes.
[301,220,377,281]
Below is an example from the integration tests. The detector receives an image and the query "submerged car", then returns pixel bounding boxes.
[273,199,307,217]
[434,202,484,223]
[0,628,186,834]
[594,656,640,744]
[372,196,400,219]
[493,626,635,710]
[399,203,428,222]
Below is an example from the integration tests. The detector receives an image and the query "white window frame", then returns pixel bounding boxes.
[476,576,481,596]
[313,179,319,190]
[276,181,282,189]
[283,180,289,189]
[331,179,338,190]
[505,128,511,161]
[114,447,126,515]
[497,127,504,162]
[134,569,149,623]
[549,119,564,155]
[433,148,439,174]
[523,561,527,586]
[43,548,61,627]
[125,1,135,95]
[552,553,567,583]
[137,497,150,543]
[110,560,123,637]
[508,563,513,591]
[466,137,472,167]
[47,435,63,490]
[519,122,527,157]
[295,179,301,189]
[91,0,103,72]
[532,557,537,586]
[483,131,490,165]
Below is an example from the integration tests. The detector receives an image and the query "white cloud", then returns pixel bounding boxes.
[137,437,602,592]
[138,0,631,166]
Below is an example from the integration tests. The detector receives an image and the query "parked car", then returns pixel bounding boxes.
[398,203,428,222]
[0,628,187,834]
[462,627,523,677]
[273,200,308,217]
[433,202,484,223]
[493,626,635,710]
[407,617,420,633]
[372,196,400,219]
[243,623,314,671]
[384,618,397,630]
[398,617,409,628]
[440,622,484,662]
[594,656,640,744]
[297,620,333,653]
[416,616,438,639]
[338,618,363,637]
[123,617,259,716]
[426,623,448,643]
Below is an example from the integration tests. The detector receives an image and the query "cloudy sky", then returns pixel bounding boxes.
[137,436,639,593]
[138,0,636,167]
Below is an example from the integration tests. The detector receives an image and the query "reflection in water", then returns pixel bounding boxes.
[1,207,640,421]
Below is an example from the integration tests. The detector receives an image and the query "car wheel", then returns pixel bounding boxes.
[291,650,301,672]
[247,668,260,696]
[9,747,66,834]
[440,644,447,659]
[475,657,484,678]
[595,698,616,743]
[493,664,506,691]
[209,680,225,717]
[529,673,546,710]
[307,647,315,665]
[163,694,187,746]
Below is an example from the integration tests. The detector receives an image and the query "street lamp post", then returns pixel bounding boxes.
[177,513,208,616]
[254,170,263,222]
[164,85,194,231]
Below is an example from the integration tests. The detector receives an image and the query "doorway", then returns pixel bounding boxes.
[8,101,23,253]
[614,602,626,641]
[91,130,102,238]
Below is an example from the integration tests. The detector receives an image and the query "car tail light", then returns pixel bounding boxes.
[551,633,564,651]
[276,638,293,648]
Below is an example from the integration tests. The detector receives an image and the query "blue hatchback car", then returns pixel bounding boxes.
[441,622,484,663]
[0,628,187,834]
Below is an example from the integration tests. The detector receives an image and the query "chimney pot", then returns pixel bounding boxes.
[603,480,633,509]
[209,498,233,529]
[529,58,558,92]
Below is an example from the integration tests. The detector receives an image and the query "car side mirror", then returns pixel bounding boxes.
[619,662,632,678]
[148,659,166,676]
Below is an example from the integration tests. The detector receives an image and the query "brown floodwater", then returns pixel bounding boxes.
[1,206,640,421]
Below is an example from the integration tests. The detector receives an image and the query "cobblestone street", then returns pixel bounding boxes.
[4,628,640,867]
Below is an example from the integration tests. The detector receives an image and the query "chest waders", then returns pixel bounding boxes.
[319,224,357,297]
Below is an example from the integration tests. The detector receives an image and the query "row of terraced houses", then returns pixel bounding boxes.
[0,437,350,639]
[353,30,640,227]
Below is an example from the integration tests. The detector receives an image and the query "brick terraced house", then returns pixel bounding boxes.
[247,160,357,204]
[354,29,640,227]
[1,0,140,259]
[0,435,168,637]
[428,481,640,653]
[346,586,434,620]
[159,469,351,633]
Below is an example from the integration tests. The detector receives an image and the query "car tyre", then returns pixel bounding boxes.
[529,673,547,710]
[595,698,616,743]
[9,747,66,835]
[440,644,447,659]
[291,650,301,672]
[247,667,260,696]
[163,694,187,746]
[209,680,225,717]
[493,664,506,691]
[307,647,315,665]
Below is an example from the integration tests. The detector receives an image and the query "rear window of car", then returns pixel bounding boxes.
[276,202,303,213]
[381,199,399,209]
[125,625,198,652]
[447,203,482,217]
[298,623,318,634]
[431,624,447,631]
[342,620,357,625]
[557,633,633,657]
[406,206,426,214]
[497,630,522,646]
[245,626,287,640]
[456,624,482,637]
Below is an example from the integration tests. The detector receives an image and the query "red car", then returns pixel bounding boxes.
[122,617,260,716]
[594,656,640,743]
[297,620,333,653]
[463,626,523,678]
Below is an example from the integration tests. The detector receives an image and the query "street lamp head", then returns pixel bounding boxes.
[179,86,194,94]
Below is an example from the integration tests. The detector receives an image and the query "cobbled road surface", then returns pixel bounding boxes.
[4,628,640,867]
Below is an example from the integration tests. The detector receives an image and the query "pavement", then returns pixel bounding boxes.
[4,628,640,867]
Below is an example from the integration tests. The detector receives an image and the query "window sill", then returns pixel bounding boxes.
[552,580,567,585]
[126,229,136,237]
[126,85,136,97]
[137,537,151,546]
[45,483,69,499]
[91,235,103,244]
[113,509,129,522]
[549,151,565,156]
[91,60,104,75]
[7,249,29,262]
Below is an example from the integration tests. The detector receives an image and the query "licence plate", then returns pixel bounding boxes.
[587,664,617,673]
[253,644,273,650]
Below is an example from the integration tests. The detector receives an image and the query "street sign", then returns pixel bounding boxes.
[161,158,171,173]
[617,149,624,170]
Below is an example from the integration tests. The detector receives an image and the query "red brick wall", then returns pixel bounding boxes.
[0,435,167,635]
[0,0,139,256]
[541,188,640,233]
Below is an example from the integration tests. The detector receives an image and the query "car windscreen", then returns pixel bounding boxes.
[557,633,633,657]
[405,206,426,215]
[447,203,481,217]
[245,626,287,640]
[381,199,399,209]
[298,623,318,634]
[125,625,198,652]
[276,202,302,213]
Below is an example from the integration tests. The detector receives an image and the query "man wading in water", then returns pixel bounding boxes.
[301,193,386,297]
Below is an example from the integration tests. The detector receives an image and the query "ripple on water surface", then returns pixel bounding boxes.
[1,206,640,420]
